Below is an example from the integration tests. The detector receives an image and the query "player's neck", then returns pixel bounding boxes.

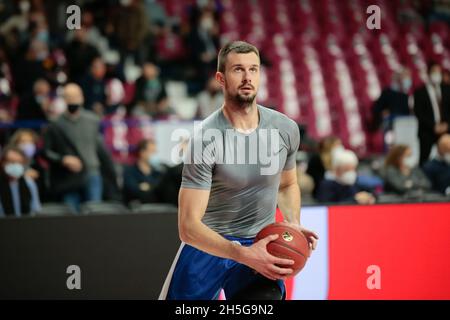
[222,101,259,132]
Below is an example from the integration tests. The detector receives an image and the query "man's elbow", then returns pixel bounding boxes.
[178,220,197,244]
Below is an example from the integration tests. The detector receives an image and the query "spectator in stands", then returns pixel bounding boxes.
[65,28,100,82]
[9,129,47,198]
[0,146,41,217]
[187,8,219,90]
[104,78,126,116]
[423,134,450,195]
[65,10,103,53]
[307,136,343,199]
[106,0,151,65]
[16,78,51,124]
[316,149,376,204]
[78,57,107,114]
[152,93,178,120]
[43,83,115,212]
[12,39,49,96]
[372,68,412,132]
[382,144,431,195]
[155,22,186,81]
[414,61,450,165]
[123,138,164,205]
[196,76,223,119]
[132,61,167,116]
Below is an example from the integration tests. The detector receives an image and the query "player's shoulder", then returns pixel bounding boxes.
[197,107,223,130]
[259,105,298,133]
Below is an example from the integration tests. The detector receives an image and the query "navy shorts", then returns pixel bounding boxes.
[165,236,285,300]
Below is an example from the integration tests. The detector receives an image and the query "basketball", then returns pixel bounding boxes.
[255,223,310,276]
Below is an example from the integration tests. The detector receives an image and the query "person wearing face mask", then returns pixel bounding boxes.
[423,134,450,195]
[123,138,165,205]
[0,146,41,217]
[43,83,117,212]
[187,9,219,91]
[7,129,50,201]
[413,61,450,165]
[371,68,412,135]
[316,149,375,204]
[382,144,431,195]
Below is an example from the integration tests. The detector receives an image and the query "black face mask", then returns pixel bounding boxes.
[67,104,81,114]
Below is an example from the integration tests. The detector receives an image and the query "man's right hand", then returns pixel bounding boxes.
[237,234,295,281]
[62,155,83,173]
[435,122,449,135]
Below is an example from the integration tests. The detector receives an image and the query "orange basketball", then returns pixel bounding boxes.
[255,222,310,276]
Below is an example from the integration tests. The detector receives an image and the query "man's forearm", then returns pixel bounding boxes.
[277,183,301,224]
[179,218,245,262]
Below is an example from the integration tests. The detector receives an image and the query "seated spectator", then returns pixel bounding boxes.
[104,78,126,116]
[307,136,343,199]
[8,129,49,199]
[78,57,107,114]
[382,144,431,194]
[123,139,164,205]
[132,61,166,116]
[16,78,52,124]
[317,149,375,204]
[64,28,100,82]
[151,93,178,120]
[423,134,450,195]
[196,76,223,119]
[0,146,41,217]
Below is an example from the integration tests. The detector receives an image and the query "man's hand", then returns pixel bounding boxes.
[238,234,295,281]
[435,122,449,135]
[280,221,319,253]
[25,168,40,180]
[355,191,376,205]
[62,155,83,173]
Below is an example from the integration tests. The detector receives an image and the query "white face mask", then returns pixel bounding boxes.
[430,72,442,85]
[403,155,416,168]
[338,171,357,186]
[4,163,25,179]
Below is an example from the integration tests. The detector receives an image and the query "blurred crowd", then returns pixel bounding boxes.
[0,0,450,217]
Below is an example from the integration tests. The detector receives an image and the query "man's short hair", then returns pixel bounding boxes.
[332,149,358,169]
[217,41,260,73]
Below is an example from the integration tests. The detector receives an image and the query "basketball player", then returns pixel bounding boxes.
[159,41,318,300]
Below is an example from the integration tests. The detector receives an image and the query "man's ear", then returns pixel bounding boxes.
[215,71,225,87]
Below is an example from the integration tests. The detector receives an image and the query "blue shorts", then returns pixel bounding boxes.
[166,236,285,300]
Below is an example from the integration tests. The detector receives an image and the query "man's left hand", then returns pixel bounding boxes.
[280,221,319,253]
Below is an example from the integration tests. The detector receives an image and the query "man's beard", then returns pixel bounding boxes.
[230,92,256,108]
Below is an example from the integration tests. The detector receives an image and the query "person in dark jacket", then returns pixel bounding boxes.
[43,83,117,213]
[413,62,450,165]
[423,134,450,195]
[0,146,41,217]
[317,149,375,204]
[123,138,164,205]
